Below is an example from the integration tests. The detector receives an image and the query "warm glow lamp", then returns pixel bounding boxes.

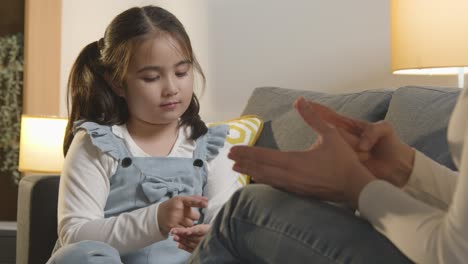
[391,0,468,88]
[18,115,68,173]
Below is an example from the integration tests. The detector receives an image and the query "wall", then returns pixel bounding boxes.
[60,0,456,122]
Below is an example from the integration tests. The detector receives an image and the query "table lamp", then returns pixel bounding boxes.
[391,0,468,88]
[18,115,68,174]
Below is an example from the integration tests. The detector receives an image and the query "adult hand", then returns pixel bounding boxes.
[171,224,210,253]
[306,100,415,187]
[228,97,375,208]
[158,196,208,237]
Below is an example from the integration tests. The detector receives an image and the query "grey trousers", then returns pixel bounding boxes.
[188,184,413,264]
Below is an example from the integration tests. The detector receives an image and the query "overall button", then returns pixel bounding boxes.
[193,159,203,167]
[121,157,132,168]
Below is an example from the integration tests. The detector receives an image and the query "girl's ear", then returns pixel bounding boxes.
[104,73,126,98]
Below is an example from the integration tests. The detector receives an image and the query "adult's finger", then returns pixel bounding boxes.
[229,145,295,169]
[335,125,361,150]
[294,97,333,136]
[233,152,305,191]
[358,121,393,151]
[306,100,367,136]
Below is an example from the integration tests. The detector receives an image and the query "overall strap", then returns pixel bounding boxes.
[74,121,130,160]
[192,124,229,161]
[193,133,208,160]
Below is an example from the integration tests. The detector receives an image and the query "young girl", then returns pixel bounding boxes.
[47,5,238,264]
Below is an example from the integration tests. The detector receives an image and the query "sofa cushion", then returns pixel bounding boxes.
[384,86,460,170]
[242,87,393,151]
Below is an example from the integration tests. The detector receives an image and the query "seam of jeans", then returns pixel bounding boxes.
[233,216,344,264]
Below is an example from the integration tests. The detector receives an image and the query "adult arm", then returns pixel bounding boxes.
[359,141,468,263]
[402,150,458,210]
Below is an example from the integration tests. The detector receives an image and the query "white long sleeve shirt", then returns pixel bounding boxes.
[359,88,468,263]
[57,124,240,254]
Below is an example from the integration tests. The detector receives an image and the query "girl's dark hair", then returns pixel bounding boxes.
[63,6,207,155]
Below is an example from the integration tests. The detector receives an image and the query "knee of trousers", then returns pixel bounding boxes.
[50,240,121,264]
[226,184,292,218]
[236,184,291,207]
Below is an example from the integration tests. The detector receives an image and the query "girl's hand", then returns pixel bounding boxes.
[229,97,375,208]
[306,100,415,187]
[158,196,208,237]
[171,224,210,253]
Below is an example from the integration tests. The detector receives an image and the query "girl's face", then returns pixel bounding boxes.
[118,34,194,127]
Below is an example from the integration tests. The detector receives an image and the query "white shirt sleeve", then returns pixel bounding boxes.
[57,130,165,254]
[402,150,458,210]
[358,144,468,263]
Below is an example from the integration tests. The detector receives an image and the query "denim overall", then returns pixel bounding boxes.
[48,122,228,264]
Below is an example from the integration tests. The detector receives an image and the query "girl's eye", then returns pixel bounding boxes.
[176,71,188,78]
[143,76,160,82]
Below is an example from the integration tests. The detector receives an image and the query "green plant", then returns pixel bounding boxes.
[0,33,23,184]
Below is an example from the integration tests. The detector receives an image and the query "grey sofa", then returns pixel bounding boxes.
[16,86,460,264]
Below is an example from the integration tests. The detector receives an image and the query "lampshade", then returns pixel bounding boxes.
[391,0,468,82]
[18,115,68,173]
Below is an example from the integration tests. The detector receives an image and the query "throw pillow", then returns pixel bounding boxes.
[208,115,263,185]
[202,115,263,223]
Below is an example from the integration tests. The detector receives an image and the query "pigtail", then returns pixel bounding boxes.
[180,94,207,140]
[63,41,128,156]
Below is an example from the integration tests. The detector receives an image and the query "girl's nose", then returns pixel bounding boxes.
[163,77,179,96]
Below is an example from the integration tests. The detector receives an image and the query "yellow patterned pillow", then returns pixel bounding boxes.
[202,115,263,223]
[208,115,263,185]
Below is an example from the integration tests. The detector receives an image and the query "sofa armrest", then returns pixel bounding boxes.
[17,175,60,264]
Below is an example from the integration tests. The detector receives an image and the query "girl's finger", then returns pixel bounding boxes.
[180,196,208,208]
[177,242,193,253]
[182,218,195,227]
[184,207,201,221]
[171,227,190,236]
[175,233,204,243]
[184,224,209,236]
[176,235,200,249]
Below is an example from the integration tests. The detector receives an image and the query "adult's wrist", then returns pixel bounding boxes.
[346,166,376,209]
[392,144,415,187]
